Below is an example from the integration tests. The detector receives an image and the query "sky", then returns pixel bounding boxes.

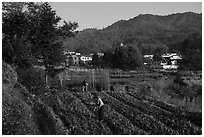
[50,2,201,31]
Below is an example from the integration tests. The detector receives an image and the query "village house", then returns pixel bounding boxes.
[161,53,182,70]
[80,55,92,64]
[143,55,153,65]
[143,53,182,70]
[64,51,93,66]
[63,51,105,67]
[64,51,81,66]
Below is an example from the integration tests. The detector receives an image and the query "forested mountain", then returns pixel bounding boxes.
[63,12,202,54]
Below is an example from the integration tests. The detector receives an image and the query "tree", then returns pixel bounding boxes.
[112,44,143,70]
[127,45,143,69]
[113,45,129,70]
[103,50,114,68]
[92,53,104,68]
[26,2,78,87]
[179,34,202,71]
[2,2,78,87]
[2,2,33,69]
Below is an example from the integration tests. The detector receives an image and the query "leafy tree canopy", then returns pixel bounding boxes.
[2,2,78,70]
[179,34,202,71]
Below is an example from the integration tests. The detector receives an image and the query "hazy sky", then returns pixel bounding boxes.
[50,2,202,31]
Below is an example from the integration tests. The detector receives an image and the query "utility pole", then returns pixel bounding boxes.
[92,69,95,89]
[107,69,110,91]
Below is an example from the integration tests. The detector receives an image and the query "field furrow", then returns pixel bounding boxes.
[97,91,179,134]
[127,91,202,127]
[127,90,185,114]
[64,91,112,135]
[107,91,201,134]
[46,90,111,135]
[72,91,147,135]
[69,91,114,135]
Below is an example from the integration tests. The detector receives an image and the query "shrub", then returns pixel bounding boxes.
[138,82,152,96]
[2,88,40,135]
[18,67,46,95]
[2,61,18,91]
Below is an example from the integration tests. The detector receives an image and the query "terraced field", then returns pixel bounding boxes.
[3,63,201,135]
[54,88,202,135]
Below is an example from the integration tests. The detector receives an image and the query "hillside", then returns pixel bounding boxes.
[63,12,201,54]
[2,62,202,135]
[2,62,69,134]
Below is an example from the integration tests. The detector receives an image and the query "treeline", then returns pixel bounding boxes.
[63,27,169,55]
[91,42,169,70]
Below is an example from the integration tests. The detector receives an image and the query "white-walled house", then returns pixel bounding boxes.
[161,53,182,70]
[80,55,92,64]
[143,53,182,71]
[143,55,153,65]
[144,55,153,58]
[64,51,81,66]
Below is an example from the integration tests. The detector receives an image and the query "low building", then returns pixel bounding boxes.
[64,51,81,66]
[80,55,92,64]
[144,53,182,71]
[144,55,153,59]
[143,55,153,66]
[161,53,182,70]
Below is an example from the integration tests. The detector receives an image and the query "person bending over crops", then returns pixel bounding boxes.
[93,94,105,122]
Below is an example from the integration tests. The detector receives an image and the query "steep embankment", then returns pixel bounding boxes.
[2,62,38,134]
[2,62,68,135]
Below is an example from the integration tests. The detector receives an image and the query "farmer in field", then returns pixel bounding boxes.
[82,80,88,92]
[93,93,105,122]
